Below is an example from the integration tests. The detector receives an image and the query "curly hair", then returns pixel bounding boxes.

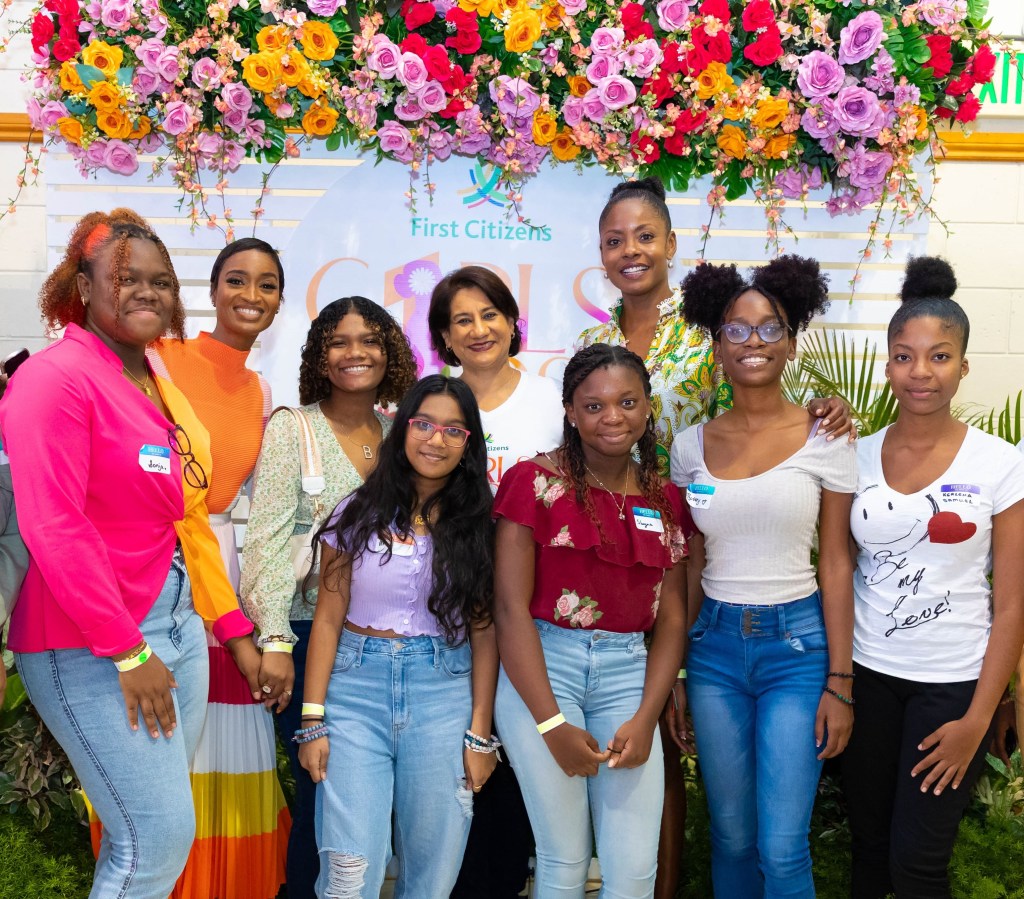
[681,255,829,337]
[427,266,523,367]
[298,296,418,406]
[599,175,672,233]
[558,344,673,540]
[889,255,968,353]
[209,237,284,299]
[39,208,185,339]
[317,375,493,643]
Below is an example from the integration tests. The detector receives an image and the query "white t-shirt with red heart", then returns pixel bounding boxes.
[851,425,1024,682]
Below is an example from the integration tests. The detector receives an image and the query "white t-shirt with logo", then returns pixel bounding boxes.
[851,426,1024,682]
[480,371,563,493]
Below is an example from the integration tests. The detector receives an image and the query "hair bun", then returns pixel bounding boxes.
[900,256,956,304]
[609,175,666,204]
[681,262,744,334]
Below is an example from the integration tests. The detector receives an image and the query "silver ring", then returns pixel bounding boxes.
[261,684,272,694]
[283,690,293,697]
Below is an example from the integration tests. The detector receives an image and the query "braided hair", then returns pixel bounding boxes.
[558,344,673,539]
[890,256,968,353]
[39,208,185,339]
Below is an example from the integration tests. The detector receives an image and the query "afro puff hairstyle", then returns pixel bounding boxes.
[681,255,830,337]
[889,256,969,353]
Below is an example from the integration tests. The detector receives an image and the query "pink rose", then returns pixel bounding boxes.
[796,51,845,99]
[103,139,139,175]
[555,596,574,617]
[572,606,595,627]
[377,119,414,157]
[220,82,253,113]
[582,87,609,122]
[160,99,193,135]
[801,99,837,139]
[561,0,586,13]
[307,0,342,14]
[137,38,164,71]
[489,75,540,117]
[415,80,448,114]
[397,51,428,91]
[38,100,69,131]
[133,69,167,99]
[544,482,566,504]
[848,144,893,189]
[394,90,427,121]
[219,139,245,172]
[154,46,180,83]
[367,35,401,78]
[427,128,453,160]
[195,131,223,159]
[586,53,621,83]
[561,95,585,127]
[191,57,223,90]
[85,139,109,168]
[833,85,883,137]
[222,106,249,132]
[597,74,637,111]
[656,0,694,31]
[838,10,884,66]
[100,0,133,31]
[623,39,662,78]
[590,26,624,55]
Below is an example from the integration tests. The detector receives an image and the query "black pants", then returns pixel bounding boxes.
[840,663,990,899]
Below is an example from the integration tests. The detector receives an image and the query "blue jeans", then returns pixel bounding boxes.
[315,629,474,899]
[16,551,208,899]
[495,620,664,899]
[687,594,828,899]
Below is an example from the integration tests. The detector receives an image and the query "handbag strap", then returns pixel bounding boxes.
[271,406,326,517]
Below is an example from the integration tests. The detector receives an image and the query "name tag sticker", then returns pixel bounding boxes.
[390,533,416,557]
[632,507,664,533]
[686,483,715,509]
[139,444,171,475]
[940,483,980,506]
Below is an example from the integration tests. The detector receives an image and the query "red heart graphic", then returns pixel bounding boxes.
[927,511,977,544]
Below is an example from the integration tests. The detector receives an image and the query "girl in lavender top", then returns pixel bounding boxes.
[298,375,498,898]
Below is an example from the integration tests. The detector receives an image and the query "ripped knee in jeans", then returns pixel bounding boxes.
[456,779,475,819]
[323,852,367,899]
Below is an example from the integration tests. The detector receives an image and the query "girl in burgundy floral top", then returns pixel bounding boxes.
[493,344,692,898]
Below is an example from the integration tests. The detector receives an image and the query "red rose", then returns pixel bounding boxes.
[692,24,730,64]
[446,64,471,92]
[621,3,655,40]
[52,29,80,62]
[44,0,78,17]
[631,131,661,163]
[402,0,435,31]
[660,39,684,74]
[30,12,55,54]
[955,94,980,123]
[934,105,954,120]
[445,7,478,32]
[642,73,675,106]
[663,130,689,156]
[945,71,975,97]
[439,96,471,119]
[924,34,953,80]
[400,34,428,56]
[743,27,782,66]
[674,106,708,133]
[445,28,481,54]
[698,0,730,23]
[741,0,775,31]
[968,44,996,84]
[422,44,452,81]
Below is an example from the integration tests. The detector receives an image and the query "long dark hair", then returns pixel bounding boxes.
[318,375,493,643]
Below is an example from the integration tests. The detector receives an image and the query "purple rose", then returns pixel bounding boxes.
[848,144,893,189]
[137,39,165,72]
[133,68,165,99]
[586,54,621,83]
[623,39,662,78]
[796,51,845,99]
[415,80,448,114]
[220,82,253,113]
[377,120,415,161]
[582,87,608,122]
[307,0,342,14]
[590,27,624,55]
[191,57,223,90]
[397,52,428,91]
[394,91,426,121]
[222,106,249,132]
[561,95,585,127]
[852,183,883,208]
[100,0,133,32]
[540,44,559,67]
[195,131,223,159]
[893,81,921,106]
[139,131,163,153]
[103,139,139,175]
[656,0,695,32]
[833,86,883,136]
[367,35,401,79]
[489,76,540,117]
[246,118,267,146]
[454,106,491,155]
[39,100,69,131]
[85,140,109,169]
[773,165,824,199]
[427,128,453,160]
[801,99,837,139]
[838,10,884,65]
[597,75,637,111]
[161,100,194,136]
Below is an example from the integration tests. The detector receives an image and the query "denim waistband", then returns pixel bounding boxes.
[697,592,822,638]
[534,618,644,649]
[340,627,453,655]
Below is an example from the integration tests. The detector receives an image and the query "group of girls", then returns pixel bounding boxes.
[0,174,1019,899]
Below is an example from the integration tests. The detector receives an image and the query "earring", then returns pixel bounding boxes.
[668,259,675,269]
[569,421,577,428]
[602,272,608,280]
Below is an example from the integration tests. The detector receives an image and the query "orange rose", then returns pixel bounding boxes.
[695,62,733,100]
[459,0,499,13]
[551,129,580,161]
[542,2,565,28]
[532,111,558,146]
[762,133,796,158]
[505,8,542,53]
[97,109,132,139]
[302,100,339,136]
[751,97,790,131]
[298,76,323,98]
[129,115,152,139]
[299,21,339,61]
[56,116,83,145]
[88,80,124,113]
[567,75,590,98]
[59,60,86,94]
[907,106,928,140]
[495,0,529,14]
[722,99,747,121]
[716,124,747,159]
[82,40,124,78]
[280,50,311,87]
[256,25,290,52]
[242,51,283,93]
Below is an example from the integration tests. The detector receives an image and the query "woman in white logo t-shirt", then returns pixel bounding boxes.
[843,257,1024,899]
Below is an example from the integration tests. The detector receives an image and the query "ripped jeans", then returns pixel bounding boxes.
[686,593,828,899]
[314,629,474,899]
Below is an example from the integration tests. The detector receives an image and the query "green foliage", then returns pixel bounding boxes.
[950,815,1024,898]
[0,809,92,898]
[959,391,1023,446]
[974,751,1024,823]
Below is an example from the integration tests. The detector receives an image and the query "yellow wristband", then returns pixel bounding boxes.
[536,712,566,735]
[263,641,294,654]
[301,703,326,719]
[113,643,152,673]
[677,668,687,680]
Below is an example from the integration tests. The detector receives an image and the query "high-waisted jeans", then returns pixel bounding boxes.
[687,593,829,899]
[16,550,208,899]
[495,620,664,899]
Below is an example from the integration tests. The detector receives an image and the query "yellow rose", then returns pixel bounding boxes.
[129,115,152,139]
[907,106,928,140]
[242,51,283,93]
[542,2,565,28]
[56,116,83,145]
[762,133,796,159]
[256,25,291,52]
[88,80,124,113]
[299,21,339,61]
[751,97,790,131]
[495,0,528,14]
[97,109,132,139]
[82,41,124,79]
[551,129,580,161]
[280,50,311,87]
[567,75,590,98]
[722,98,746,121]
[59,60,86,94]
[302,100,339,136]
[298,76,323,98]
[505,8,542,54]
[695,62,733,101]
[716,124,747,160]
[459,0,499,14]
[532,111,558,146]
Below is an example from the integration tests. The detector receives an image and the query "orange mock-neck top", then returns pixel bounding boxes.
[150,333,271,514]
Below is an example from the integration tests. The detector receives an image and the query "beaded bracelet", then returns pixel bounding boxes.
[464,730,502,762]
[823,686,855,706]
[292,723,328,743]
[827,671,856,679]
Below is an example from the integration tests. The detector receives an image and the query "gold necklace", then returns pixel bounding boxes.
[584,463,631,520]
[326,412,379,460]
[413,513,427,526]
[123,365,153,396]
